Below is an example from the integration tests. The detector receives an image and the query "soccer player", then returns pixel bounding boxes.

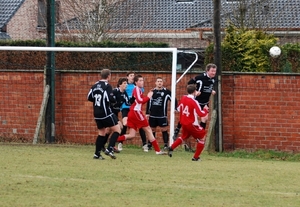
[146,77,174,150]
[112,77,130,129]
[87,69,121,160]
[118,71,148,152]
[173,63,217,141]
[117,74,167,155]
[168,84,209,161]
[103,77,130,153]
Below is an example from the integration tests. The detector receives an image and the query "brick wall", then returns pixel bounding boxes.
[1,71,300,152]
[222,73,300,152]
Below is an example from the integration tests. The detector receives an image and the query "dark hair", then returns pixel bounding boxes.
[187,84,196,94]
[206,63,217,71]
[134,74,143,83]
[100,69,111,79]
[126,71,135,76]
[117,77,127,87]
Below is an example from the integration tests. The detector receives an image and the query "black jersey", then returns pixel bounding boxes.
[188,72,215,106]
[87,80,116,119]
[146,87,171,118]
[111,88,130,115]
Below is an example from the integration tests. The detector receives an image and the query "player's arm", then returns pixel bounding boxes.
[146,98,151,115]
[187,77,196,85]
[133,87,150,104]
[194,100,208,117]
[107,85,117,104]
[87,88,94,102]
[123,91,131,106]
[112,89,122,108]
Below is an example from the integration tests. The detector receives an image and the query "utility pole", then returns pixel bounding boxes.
[213,0,223,152]
[45,0,56,143]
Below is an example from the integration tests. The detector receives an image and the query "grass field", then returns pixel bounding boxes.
[1,143,300,207]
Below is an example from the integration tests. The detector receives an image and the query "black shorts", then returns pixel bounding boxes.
[148,117,168,128]
[95,114,119,129]
[199,103,209,110]
[121,108,130,118]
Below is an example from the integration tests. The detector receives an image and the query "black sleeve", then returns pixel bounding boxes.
[146,98,151,115]
[188,77,196,85]
[87,88,94,102]
[107,84,116,104]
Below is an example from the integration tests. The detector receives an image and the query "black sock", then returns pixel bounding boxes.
[139,128,147,146]
[120,126,127,144]
[108,132,120,151]
[104,133,109,147]
[162,131,169,146]
[95,135,105,156]
[121,125,127,135]
[200,122,206,129]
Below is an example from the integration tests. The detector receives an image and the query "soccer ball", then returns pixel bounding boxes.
[269,46,281,58]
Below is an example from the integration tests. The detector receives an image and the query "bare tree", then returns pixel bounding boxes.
[55,0,148,42]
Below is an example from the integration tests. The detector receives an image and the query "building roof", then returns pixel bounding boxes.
[0,31,11,39]
[108,0,300,31]
[0,0,25,39]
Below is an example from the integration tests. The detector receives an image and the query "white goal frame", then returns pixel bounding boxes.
[0,46,178,145]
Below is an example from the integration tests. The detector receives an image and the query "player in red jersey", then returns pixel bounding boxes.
[117,74,166,155]
[168,84,209,161]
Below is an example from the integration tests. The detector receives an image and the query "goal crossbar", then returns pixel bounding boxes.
[0,46,178,145]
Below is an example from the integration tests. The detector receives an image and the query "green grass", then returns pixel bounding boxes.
[210,149,300,162]
[1,143,300,207]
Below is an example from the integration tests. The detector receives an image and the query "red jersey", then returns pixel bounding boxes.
[127,86,150,129]
[177,95,208,126]
[130,86,150,112]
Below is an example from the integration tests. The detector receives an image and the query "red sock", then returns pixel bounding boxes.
[193,140,205,159]
[117,135,126,142]
[171,137,183,150]
[150,139,160,152]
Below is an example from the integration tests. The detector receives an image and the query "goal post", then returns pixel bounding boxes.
[0,46,178,145]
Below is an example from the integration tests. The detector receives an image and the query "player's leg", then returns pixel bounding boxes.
[199,104,209,129]
[139,128,148,152]
[173,121,182,140]
[93,120,106,160]
[168,125,190,157]
[147,117,158,150]
[143,125,166,155]
[117,127,136,142]
[160,117,169,150]
[103,114,121,159]
[191,126,206,161]
[118,109,129,151]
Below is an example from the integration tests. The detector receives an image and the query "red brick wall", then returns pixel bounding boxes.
[1,71,300,152]
[222,73,300,152]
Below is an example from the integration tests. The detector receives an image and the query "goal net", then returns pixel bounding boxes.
[0,46,180,145]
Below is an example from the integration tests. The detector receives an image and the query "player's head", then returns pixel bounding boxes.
[155,77,163,89]
[117,77,128,90]
[205,63,217,78]
[134,74,144,88]
[100,69,111,80]
[187,84,197,95]
[126,71,135,84]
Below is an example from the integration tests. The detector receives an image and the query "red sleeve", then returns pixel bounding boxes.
[133,87,149,104]
[194,100,208,117]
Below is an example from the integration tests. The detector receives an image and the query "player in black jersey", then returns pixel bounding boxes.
[87,69,121,160]
[146,77,175,150]
[173,63,217,144]
[112,77,130,123]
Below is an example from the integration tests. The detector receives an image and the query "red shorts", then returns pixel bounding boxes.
[181,124,206,140]
[127,110,149,130]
